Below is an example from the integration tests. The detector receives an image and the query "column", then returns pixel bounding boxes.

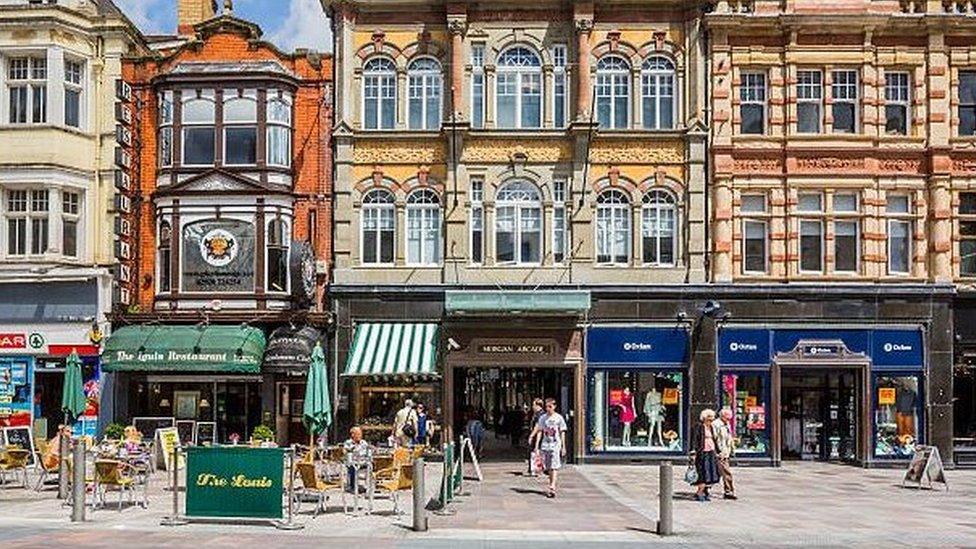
[713,177,734,282]
[931,177,952,282]
[574,16,593,121]
[448,18,466,120]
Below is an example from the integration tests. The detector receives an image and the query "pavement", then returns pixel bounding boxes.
[0,459,973,548]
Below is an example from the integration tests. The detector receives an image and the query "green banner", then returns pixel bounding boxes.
[185,446,285,519]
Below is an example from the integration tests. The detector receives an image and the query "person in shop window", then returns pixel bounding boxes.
[689,409,721,502]
[530,398,568,499]
[712,408,737,500]
[343,426,373,494]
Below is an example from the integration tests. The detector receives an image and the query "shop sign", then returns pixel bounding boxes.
[185,447,285,519]
[0,325,92,356]
[717,328,770,366]
[181,219,255,292]
[878,387,897,406]
[872,329,924,369]
[587,327,689,366]
[478,343,552,355]
[0,334,26,349]
[799,342,846,358]
[106,349,259,367]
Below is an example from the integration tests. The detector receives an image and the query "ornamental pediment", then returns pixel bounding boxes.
[156,170,286,196]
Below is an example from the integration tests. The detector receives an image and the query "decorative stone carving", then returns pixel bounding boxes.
[878,158,922,173]
[794,156,865,171]
[461,139,573,163]
[952,158,976,173]
[589,140,684,164]
[353,141,446,164]
[575,18,594,33]
[447,18,467,35]
[733,157,782,174]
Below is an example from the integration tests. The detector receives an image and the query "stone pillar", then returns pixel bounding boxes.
[574,13,594,121]
[333,2,356,131]
[931,177,952,282]
[713,176,734,282]
[448,18,466,120]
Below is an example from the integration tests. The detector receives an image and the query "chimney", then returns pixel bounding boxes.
[177,0,217,37]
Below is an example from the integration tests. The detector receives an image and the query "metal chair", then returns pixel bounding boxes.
[295,460,345,517]
[93,459,138,511]
[0,448,31,488]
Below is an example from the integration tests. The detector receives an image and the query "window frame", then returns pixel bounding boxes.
[157,219,172,293]
[360,189,396,265]
[495,46,543,130]
[884,71,911,136]
[960,191,976,277]
[886,193,913,276]
[596,55,631,130]
[471,44,485,129]
[407,57,443,131]
[221,89,259,167]
[739,70,767,135]
[832,192,860,274]
[266,90,293,168]
[641,56,676,130]
[553,180,568,264]
[61,190,80,258]
[797,191,825,274]
[552,44,568,128]
[470,178,484,264]
[740,193,769,275]
[405,188,442,266]
[830,69,859,134]
[63,57,84,129]
[495,181,543,265]
[796,69,823,134]
[362,57,397,131]
[158,91,174,168]
[6,55,48,125]
[265,217,290,293]
[959,70,976,137]
[595,189,632,266]
[180,89,217,167]
[641,189,677,267]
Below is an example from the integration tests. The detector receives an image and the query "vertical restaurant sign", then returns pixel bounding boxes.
[181,220,255,292]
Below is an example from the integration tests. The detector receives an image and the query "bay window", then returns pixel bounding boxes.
[361,189,395,265]
[267,92,292,167]
[496,47,542,129]
[407,58,442,130]
[596,189,631,265]
[641,190,676,266]
[406,189,441,265]
[2,188,82,258]
[495,181,542,264]
[8,56,47,124]
[596,56,630,129]
[223,90,258,166]
[182,90,216,166]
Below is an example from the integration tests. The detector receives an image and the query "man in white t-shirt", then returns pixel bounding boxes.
[529,398,568,498]
[392,399,418,447]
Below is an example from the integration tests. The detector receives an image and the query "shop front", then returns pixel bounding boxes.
[718,326,926,466]
[263,326,323,446]
[341,322,441,444]
[953,297,976,467]
[586,326,689,458]
[101,325,266,444]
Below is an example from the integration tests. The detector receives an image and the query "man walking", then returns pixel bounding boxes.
[392,398,418,447]
[529,398,567,499]
[713,408,737,500]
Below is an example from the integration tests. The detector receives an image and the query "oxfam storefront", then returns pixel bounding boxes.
[101,325,266,444]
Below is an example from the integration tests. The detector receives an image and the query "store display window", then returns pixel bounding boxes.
[874,374,922,458]
[720,372,770,455]
[588,370,684,453]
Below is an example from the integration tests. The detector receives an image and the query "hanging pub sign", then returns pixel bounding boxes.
[289,241,316,308]
[181,220,256,292]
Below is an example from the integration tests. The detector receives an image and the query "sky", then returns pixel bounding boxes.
[115,0,333,52]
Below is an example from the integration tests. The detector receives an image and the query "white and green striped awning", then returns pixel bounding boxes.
[343,323,440,377]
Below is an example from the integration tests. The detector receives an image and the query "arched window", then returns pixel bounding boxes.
[641,56,675,130]
[642,190,677,266]
[182,90,216,165]
[157,220,171,292]
[267,218,289,292]
[223,90,258,165]
[267,91,293,167]
[361,189,395,264]
[596,56,630,129]
[407,58,442,130]
[406,189,441,265]
[496,47,542,129]
[596,189,631,265]
[496,181,542,264]
[363,57,396,130]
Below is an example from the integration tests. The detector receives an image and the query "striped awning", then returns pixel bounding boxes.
[343,323,439,377]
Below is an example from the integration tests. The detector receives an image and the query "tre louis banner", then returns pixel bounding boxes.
[185,446,286,519]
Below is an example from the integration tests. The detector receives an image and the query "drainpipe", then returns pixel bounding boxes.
[703,27,712,283]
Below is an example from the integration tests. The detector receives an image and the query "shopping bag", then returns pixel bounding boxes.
[529,450,544,475]
[684,464,699,485]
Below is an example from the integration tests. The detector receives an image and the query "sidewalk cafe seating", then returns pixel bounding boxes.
[371,447,413,515]
[33,439,62,491]
[295,460,345,517]
[0,447,31,488]
[94,459,145,511]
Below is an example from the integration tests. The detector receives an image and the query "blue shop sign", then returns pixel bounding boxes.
[587,327,688,367]
[871,329,924,369]
[717,328,770,366]
[773,329,870,357]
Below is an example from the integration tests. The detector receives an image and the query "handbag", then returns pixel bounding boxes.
[684,463,699,485]
[529,449,544,475]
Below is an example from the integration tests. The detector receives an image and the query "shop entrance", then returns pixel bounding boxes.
[780,369,859,462]
[454,367,575,461]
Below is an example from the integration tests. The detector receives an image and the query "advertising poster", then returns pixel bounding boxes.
[746,405,766,430]
[608,389,624,406]
[878,387,896,406]
[181,219,255,292]
[663,387,679,405]
[0,360,32,428]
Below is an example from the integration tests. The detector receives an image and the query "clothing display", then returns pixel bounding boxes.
[644,389,665,447]
[619,389,636,446]
[783,417,802,455]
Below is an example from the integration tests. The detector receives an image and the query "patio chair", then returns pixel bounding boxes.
[33,440,61,491]
[0,447,31,488]
[372,461,414,515]
[295,461,345,517]
[94,459,137,511]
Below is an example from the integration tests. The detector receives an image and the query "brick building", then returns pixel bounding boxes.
[101,0,333,446]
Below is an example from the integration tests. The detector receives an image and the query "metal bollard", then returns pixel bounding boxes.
[161,446,188,526]
[412,457,428,532]
[71,438,86,522]
[657,461,673,536]
[58,432,69,500]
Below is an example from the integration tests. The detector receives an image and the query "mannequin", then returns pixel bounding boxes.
[619,387,636,446]
[644,387,665,447]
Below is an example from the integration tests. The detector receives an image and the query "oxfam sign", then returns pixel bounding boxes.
[185,446,285,519]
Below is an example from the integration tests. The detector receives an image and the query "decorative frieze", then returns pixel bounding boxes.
[460,139,572,163]
[353,140,446,164]
[589,140,684,164]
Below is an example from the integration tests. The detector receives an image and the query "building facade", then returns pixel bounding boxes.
[0,0,145,441]
[706,0,959,465]
[326,0,710,461]
[100,1,333,447]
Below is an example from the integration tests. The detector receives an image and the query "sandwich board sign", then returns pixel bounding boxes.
[902,445,948,491]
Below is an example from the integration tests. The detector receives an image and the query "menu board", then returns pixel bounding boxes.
[195,422,217,447]
[2,426,36,466]
[176,420,196,446]
[132,417,175,440]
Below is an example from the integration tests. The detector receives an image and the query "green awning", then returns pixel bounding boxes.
[101,325,266,373]
[445,290,591,315]
[343,323,439,377]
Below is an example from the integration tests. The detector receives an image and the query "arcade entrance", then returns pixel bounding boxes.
[780,370,859,462]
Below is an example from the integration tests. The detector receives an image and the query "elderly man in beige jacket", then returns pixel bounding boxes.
[712,408,738,500]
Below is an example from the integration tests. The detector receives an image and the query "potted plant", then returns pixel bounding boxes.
[104,422,126,442]
[251,425,276,447]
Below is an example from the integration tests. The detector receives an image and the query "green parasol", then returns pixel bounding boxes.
[61,349,87,424]
[302,343,332,446]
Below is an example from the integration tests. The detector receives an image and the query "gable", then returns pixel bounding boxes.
[156,170,288,196]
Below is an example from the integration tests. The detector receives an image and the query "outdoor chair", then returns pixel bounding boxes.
[372,462,413,515]
[33,440,61,491]
[94,459,140,511]
[295,460,345,517]
[0,447,31,488]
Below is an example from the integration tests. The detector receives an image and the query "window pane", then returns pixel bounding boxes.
[267,126,291,167]
[183,127,215,165]
[962,107,976,137]
[961,192,976,214]
[797,103,820,133]
[267,248,287,292]
[471,206,483,263]
[472,74,484,129]
[32,85,47,123]
[9,86,27,123]
[835,221,858,272]
[224,97,256,122]
[225,127,257,165]
[744,221,766,272]
[834,193,858,212]
[874,375,920,457]
[798,193,822,212]
[159,127,173,167]
[63,220,77,257]
[885,105,907,135]
[800,220,822,271]
[380,228,395,263]
[183,98,215,123]
[497,73,517,128]
[889,220,910,273]
[65,89,81,128]
[721,373,769,454]
[521,74,541,128]
[31,218,48,254]
[589,370,685,452]
[961,231,976,276]
[960,72,976,105]
[7,219,25,255]
[363,229,377,264]
[832,103,855,133]
[887,195,910,213]
[159,249,171,291]
[741,104,764,134]
[554,74,566,128]
[741,195,766,213]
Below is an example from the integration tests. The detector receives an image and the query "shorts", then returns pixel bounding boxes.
[541,449,562,472]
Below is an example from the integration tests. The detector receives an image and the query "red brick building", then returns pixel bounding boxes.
[102,2,333,446]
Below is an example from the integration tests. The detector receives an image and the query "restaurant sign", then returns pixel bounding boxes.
[181,219,255,292]
[185,446,285,519]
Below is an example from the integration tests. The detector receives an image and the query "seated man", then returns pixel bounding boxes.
[342,426,372,493]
